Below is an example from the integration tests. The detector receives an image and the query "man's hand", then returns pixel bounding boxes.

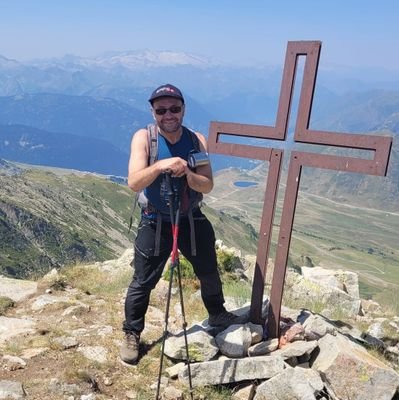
[157,157,187,177]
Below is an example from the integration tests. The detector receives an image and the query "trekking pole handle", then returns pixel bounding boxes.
[164,172,174,198]
[164,172,177,215]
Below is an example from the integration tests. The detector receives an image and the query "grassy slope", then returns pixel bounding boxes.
[2,159,398,304]
[0,166,133,277]
[0,163,257,278]
[209,166,399,300]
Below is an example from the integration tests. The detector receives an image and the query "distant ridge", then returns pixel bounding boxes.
[0,124,129,176]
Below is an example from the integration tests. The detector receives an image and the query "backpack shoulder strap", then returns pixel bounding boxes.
[128,124,158,233]
[182,126,203,257]
[147,123,158,165]
[183,126,201,152]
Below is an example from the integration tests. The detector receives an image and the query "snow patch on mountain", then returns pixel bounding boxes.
[16,50,218,70]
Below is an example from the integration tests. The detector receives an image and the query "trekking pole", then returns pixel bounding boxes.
[156,173,193,400]
[174,228,194,399]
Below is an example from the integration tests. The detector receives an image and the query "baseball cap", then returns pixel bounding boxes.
[148,84,185,104]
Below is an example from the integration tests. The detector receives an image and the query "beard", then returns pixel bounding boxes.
[158,119,182,134]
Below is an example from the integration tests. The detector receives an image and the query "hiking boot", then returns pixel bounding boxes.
[120,331,140,364]
[208,310,246,329]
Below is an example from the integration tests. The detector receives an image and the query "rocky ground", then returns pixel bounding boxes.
[0,249,169,399]
[1,247,399,400]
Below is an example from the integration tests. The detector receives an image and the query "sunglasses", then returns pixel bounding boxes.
[154,106,183,116]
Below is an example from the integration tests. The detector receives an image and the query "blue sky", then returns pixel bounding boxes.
[1,0,398,70]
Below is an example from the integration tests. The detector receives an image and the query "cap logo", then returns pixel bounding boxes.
[156,87,176,94]
[149,84,183,103]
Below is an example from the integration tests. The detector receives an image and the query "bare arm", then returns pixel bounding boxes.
[127,129,188,192]
[185,132,214,194]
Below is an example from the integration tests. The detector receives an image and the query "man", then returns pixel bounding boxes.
[120,83,244,364]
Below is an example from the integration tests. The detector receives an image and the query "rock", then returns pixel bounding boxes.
[103,377,113,386]
[179,355,285,387]
[0,380,25,399]
[361,319,388,348]
[295,267,361,316]
[164,326,219,362]
[97,325,113,336]
[161,386,184,400]
[215,324,252,358]
[301,267,359,298]
[125,390,138,399]
[254,366,324,400]
[0,316,35,345]
[62,303,91,316]
[297,310,338,338]
[77,346,108,363]
[361,299,382,315]
[20,347,48,359]
[95,248,133,274]
[248,338,279,356]
[247,322,264,344]
[30,294,70,311]
[215,239,224,248]
[273,340,318,360]
[279,322,305,346]
[1,355,26,371]
[48,378,80,396]
[385,346,399,363]
[81,394,96,400]
[301,266,341,288]
[337,324,365,343]
[232,383,256,400]
[165,362,185,378]
[150,376,168,390]
[0,276,38,302]
[361,333,385,349]
[242,254,257,282]
[281,305,302,322]
[52,336,79,349]
[71,328,90,337]
[312,333,399,400]
[367,319,387,338]
[389,320,399,332]
[147,305,166,326]
[41,268,61,285]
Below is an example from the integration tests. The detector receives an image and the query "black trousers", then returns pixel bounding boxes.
[123,211,226,334]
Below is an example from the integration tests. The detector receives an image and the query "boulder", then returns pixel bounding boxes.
[215,324,252,358]
[164,326,219,362]
[312,333,399,400]
[179,355,285,387]
[0,316,35,345]
[301,267,359,299]
[0,380,25,399]
[0,276,37,302]
[254,366,324,400]
[288,268,361,316]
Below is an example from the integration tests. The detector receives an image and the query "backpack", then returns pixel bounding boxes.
[128,123,203,255]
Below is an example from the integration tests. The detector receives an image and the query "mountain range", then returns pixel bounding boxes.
[0,124,129,176]
[0,49,398,211]
[0,93,146,152]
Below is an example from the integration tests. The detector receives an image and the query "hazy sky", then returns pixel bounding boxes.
[1,0,398,70]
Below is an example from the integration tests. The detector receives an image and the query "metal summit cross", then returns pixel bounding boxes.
[208,41,392,339]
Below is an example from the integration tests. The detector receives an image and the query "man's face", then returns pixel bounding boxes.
[151,97,185,134]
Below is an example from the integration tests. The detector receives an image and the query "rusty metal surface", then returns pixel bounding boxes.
[249,149,283,324]
[208,41,393,339]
